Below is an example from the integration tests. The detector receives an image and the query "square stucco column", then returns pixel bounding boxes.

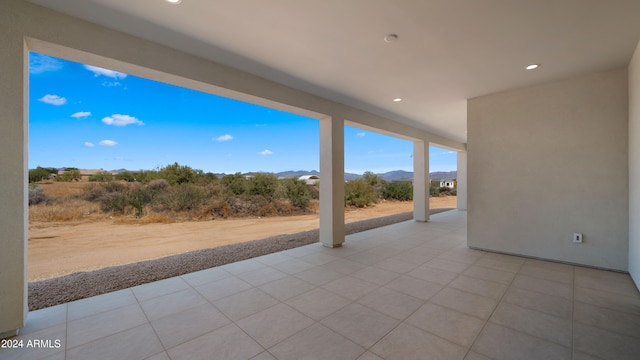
[457,151,467,210]
[413,140,429,222]
[0,29,28,338]
[319,116,345,247]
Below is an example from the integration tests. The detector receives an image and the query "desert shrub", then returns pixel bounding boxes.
[147,179,169,191]
[221,173,248,195]
[383,181,413,201]
[279,178,311,209]
[158,162,198,185]
[56,169,81,182]
[247,173,279,199]
[29,186,49,205]
[83,184,107,202]
[429,181,441,197]
[196,172,218,185]
[88,171,114,182]
[127,185,155,216]
[308,183,320,200]
[247,194,278,216]
[29,166,56,183]
[83,181,128,202]
[158,184,207,212]
[100,192,128,213]
[210,200,231,218]
[115,171,136,182]
[438,186,453,196]
[344,178,377,207]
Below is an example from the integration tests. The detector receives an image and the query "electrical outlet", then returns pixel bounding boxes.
[573,233,583,244]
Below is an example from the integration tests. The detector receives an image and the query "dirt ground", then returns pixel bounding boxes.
[28,197,457,281]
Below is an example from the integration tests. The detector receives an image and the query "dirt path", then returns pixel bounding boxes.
[28,197,457,281]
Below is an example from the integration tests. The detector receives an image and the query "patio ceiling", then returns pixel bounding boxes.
[28,0,640,143]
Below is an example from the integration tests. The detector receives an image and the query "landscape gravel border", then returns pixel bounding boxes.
[28,208,453,310]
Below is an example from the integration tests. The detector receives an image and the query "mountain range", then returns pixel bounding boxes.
[63,168,457,182]
[249,170,456,181]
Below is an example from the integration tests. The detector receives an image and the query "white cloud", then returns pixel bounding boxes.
[357,132,366,137]
[99,140,117,146]
[84,142,95,147]
[72,111,91,119]
[84,65,127,79]
[29,53,63,74]
[259,149,273,156]
[38,94,66,106]
[440,150,456,155]
[215,134,233,142]
[102,114,144,126]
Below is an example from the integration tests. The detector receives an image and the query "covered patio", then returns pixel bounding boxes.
[2,1,640,359]
[3,210,639,359]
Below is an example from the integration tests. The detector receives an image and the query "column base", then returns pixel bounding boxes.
[0,328,19,340]
[321,242,343,248]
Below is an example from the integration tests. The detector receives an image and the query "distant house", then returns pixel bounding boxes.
[299,175,320,185]
[440,179,457,189]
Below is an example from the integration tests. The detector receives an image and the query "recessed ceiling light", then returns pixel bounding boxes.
[525,64,540,70]
[393,98,402,102]
[165,0,182,4]
[384,34,399,42]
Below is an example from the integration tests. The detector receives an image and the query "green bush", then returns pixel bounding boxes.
[127,185,155,216]
[158,162,198,185]
[247,173,279,199]
[56,169,81,182]
[279,178,311,209]
[221,173,247,195]
[101,192,128,213]
[383,181,413,201]
[429,181,440,197]
[115,171,137,182]
[29,166,56,183]
[344,178,377,207]
[158,184,207,212]
[88,171,114,182]
[83,181,127,202]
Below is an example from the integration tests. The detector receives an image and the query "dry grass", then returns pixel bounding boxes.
[36,181,88,198]
[29,198,104,224]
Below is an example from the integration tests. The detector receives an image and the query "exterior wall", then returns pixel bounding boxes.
[468,68,629,271]
[629,41,640,286]
[0,19,28,338]
[457,151,468,210]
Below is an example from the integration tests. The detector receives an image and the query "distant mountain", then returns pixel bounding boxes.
[276,170,320,178]
[429,171,457,181]
[344,173,361,181]
[271,170,457,181]
[59,168,456,181]
[378,170,413,181]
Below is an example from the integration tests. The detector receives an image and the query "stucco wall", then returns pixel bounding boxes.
[629,41,640,285]
[468,68,629,271]
[0,21,28,338]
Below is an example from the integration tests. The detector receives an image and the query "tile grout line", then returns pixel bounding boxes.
[462,253,524,360]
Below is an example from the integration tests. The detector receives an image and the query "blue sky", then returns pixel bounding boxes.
[29,52,457,174]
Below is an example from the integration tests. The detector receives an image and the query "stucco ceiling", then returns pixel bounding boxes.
[28,0,640,143]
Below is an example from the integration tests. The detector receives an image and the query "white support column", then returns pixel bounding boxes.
[457,151,467,210]
[413,140,430,222]
[319,116,345,247]
[0,29,28,338]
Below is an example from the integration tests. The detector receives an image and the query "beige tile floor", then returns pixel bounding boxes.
[2,210,640,360]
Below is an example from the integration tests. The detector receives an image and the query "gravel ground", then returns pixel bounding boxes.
[28,208,453,310]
